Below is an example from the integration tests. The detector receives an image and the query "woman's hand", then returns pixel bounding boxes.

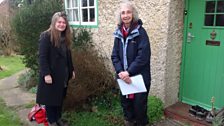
[118,71,132,84]
[72,71,75,80]
[44,75,52,84]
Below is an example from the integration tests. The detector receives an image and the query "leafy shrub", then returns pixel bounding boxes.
[72,28,93,49]
[11,0,63,74]
[17,69,38,91]
[148,96,164,124]
[89,91,123,126]
[212,115,224,126]
[64,29,116,109]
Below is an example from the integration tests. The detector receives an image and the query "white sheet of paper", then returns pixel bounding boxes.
[117,74,147,95]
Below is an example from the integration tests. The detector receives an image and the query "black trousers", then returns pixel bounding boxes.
[45,105,62,123]
[121,92,149,125]
[45,88,67,123]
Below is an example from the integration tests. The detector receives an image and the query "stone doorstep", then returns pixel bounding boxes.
[164,102,212,126]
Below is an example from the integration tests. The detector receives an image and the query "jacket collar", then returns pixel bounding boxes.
[113,25,140,40]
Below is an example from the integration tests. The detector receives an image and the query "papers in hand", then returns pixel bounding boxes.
[117,74,147,95]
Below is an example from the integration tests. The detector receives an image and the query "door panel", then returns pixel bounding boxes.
[181,0,224,109]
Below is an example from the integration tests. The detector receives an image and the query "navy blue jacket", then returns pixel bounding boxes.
[111,20,151,89]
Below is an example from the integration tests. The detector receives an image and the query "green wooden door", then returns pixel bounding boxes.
[180,0,224,109]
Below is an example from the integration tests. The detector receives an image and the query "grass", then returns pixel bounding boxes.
[64,111,116,126]
[0,98,23,126]
[0,55,24,125]
[63,92,164,126]
[0,55,25,79]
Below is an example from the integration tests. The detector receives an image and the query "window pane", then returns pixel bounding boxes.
[216,14,224,26]
[89,0,94,6]
[205,1,215,13]
[67,10,73,21]
[72,0,78,7]
[90,8,95,22]
[204,15,214,26]
[217,1,224,12]
[67,0,72,8]
[82,0,87,7]
[82,9,88,22]
[73,9,79,21]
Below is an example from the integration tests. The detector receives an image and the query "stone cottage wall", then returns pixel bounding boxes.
[90,0,184,107]
[164,0,184,107]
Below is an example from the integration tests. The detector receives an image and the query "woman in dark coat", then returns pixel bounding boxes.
[111,1,151,126]
[36,12,75,126]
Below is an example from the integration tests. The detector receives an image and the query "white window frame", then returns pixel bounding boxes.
[65,0,97,26]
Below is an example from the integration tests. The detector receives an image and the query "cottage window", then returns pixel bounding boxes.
[204,0,224,27]
[65,0,97,27]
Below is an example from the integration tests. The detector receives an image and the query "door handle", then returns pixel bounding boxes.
[188,32,195,38]
[187,32,195,43]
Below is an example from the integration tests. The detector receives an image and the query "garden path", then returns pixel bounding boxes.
[0,69,40,126]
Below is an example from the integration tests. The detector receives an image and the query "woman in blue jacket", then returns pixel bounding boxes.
[36,12,75,126]
[111,1,151,126]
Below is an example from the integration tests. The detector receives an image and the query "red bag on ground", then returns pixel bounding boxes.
[28,104,48,126]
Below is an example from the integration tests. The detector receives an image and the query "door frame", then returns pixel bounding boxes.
[179,0,189,102]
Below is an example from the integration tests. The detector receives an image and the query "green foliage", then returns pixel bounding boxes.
[212,116,224,126]
[64,29,116,108]
[72,28,93,49]
[11,0,63,73]
[63,111,114,126]
[0,98,22,126]
[63,91,123,126]
[64,91,164,126]
[9,0,21,9]
[17,69,38,91]
[28,86,37,93]
[148,96,164,124]
[0,55,25,79]
[89,91,123,125]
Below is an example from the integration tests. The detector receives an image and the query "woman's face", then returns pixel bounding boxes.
[120,5,133,27]
[55,17,66,32]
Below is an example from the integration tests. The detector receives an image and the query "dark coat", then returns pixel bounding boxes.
[111,20,151,90]
[36,32,74,106]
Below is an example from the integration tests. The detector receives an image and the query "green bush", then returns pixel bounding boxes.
[11,0,63,74]
[72,28,93,49]
[212,116,224,126]
[148,96,164,124]
[17,69,38,92]
[64,29,116,109]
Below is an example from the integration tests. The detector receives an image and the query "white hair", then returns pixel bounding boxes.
[115,0,139,25]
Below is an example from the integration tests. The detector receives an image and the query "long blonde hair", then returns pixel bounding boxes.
[47,12,72,49]
[115,0,139,26]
